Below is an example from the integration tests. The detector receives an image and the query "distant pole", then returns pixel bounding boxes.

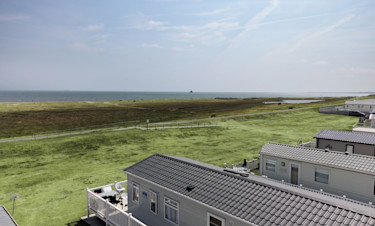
[146,119,149,131]
[12,198,15,215]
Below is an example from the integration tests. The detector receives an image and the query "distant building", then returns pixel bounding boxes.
[314,129,375,156]
[345,99,375,114]
[123,153,375,226]
[0,206,18,226]
[260,142,375,204]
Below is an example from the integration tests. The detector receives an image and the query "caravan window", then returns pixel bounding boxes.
[165,197,179,225]
[315,168,329,184]
[265,159,276,172]
[150,191,158,214]
[207,213,225,226]
[132,183,139,203]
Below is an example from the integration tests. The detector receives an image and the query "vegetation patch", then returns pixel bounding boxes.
[0,106,358,225]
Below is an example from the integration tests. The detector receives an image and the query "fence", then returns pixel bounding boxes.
[32,121,142,139]
[318,105,350,115]
[87,181,146,226]
[137,121,219,130]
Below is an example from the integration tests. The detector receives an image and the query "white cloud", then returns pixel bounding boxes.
[229,0,279,48]
[69,42,104,53]
[124,12,241,44]
[124,13,167,30]
[87,24,104,31]
[0,15,29,21]
[290,14,355,52]
[141,43,163,48]
[148,20,166,26]
[195,8,228,16]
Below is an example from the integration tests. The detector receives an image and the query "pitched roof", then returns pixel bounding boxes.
[346,99,375,105]
[314,129,375,145]
[0,206,17,226]
[260,142,375,175]
[124,154,375,226]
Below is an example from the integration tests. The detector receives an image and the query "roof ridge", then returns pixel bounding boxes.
[265,142,375,160]
[151,154,375,211]
[123,153,161,172]
[321,129,375,135]
[125,154,375,219]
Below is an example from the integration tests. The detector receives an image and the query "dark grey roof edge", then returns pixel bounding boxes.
[250,175,375,218]
[125,154,375,218]
[262,141,375,163]
[259,142,375,169]
[260,142,375,176]
[123,153,160,173]
[126,172,258,226]
[313,129,375,145]
[124,153,256,183]
[164,155,224,171]
[0,206,18,226]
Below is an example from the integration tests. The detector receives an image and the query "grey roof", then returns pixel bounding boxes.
[124,154,375,226]
[346,99,375,105]
[0,206,17,226]
[314,129,375,145]
[260,143,375,175]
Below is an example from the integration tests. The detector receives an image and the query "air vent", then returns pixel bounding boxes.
[186,184,195,192]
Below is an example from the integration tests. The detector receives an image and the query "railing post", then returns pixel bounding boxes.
[128,212,132,226]
[86,188,90,218]
[106,200,109,226]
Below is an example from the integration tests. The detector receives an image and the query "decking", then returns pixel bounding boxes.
[86,180,146,226]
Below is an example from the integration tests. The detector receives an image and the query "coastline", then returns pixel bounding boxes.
[0,90,374,102]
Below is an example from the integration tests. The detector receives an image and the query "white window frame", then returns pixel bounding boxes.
[132,183,139,204]
[164,197,179,225]
[150,190,158,214]
[265,159,276,172]
[207,212,225,226]
[314,168,329,184]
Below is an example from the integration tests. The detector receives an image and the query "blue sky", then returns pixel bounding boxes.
[0,0,374,92]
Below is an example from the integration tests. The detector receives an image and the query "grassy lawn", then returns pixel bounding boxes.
[0,96,359,138]
[0,107,357,225]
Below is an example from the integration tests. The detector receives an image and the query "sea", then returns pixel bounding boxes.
[0,91,374,102]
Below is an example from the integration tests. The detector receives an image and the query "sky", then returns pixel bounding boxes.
[0,0,374,92]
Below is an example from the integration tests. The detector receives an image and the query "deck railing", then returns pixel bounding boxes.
[86,180,146,226]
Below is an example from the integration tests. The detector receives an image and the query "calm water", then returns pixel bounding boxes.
[0,91,374,102]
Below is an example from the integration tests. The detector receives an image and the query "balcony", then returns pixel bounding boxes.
[86,180,146,226]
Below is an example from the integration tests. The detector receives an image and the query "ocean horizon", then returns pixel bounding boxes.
[0,90,374,102]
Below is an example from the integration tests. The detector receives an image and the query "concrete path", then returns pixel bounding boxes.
[0,107,314,143]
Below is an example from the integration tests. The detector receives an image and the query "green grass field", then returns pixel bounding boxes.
[0,96,356,138]
[0,107,357,225]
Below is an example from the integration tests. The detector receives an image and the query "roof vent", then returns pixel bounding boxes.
[324,149,329,152]
[186,184,195,192]
[345,152,349,155]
